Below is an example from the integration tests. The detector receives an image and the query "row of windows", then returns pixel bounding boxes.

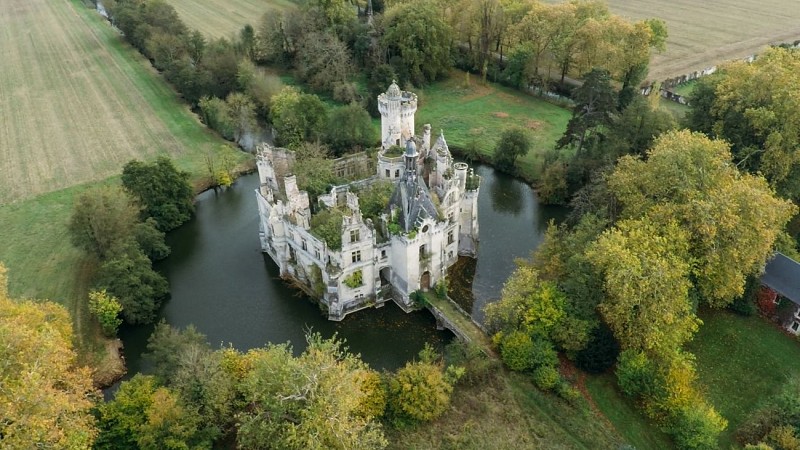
[385,169,401,178]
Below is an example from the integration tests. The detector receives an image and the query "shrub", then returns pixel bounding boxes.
[499,330,536,372]
[556,382,582,404]
[388,361,453,423]
[88,290,123,337]
[616,350,657,398]
[532,365,560,390]
[668,404,727,450]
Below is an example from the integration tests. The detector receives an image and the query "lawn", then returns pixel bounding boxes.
[416,71,571,182]
[546,0,800,81]
[0,0,246,372]
[585,374,673,450]
[584,309,800,449]
[166,0,298,39]
[687,309,800,448]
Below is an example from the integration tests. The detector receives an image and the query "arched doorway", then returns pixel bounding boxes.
[420,271,431,291]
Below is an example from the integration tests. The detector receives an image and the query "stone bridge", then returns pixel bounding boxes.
[423,293,495,357]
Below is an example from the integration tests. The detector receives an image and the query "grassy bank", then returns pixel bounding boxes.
[416,72,571,182]
[389,369,623,449]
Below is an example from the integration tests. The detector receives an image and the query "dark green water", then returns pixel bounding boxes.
[117,163,563,383]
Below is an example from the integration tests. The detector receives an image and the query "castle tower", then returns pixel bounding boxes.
[378,81,417,149]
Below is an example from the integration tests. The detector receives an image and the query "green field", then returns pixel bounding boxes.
[416,72,571,182]
[166,0,297,39]
[0,0,245,371]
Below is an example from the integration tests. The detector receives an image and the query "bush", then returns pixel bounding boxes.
[333,82,361,104]
[668,405,727,450]
[616,350,657,398]
[556,381,582,404]
[532,365,560,390]
[537,161,569,205]
[499,330,536,371]
[88,290,123,337]
[388,361,453,423]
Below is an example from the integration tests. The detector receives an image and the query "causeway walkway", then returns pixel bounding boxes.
[423,292,496,357]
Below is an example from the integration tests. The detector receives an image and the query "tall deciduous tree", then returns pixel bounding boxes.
[122,156,194,232]
[296,31,352,94]
[95,374,209,450]
[587,218,699,358]
[270,87,328,148]
[494,126,531,172]
[0,265,98,448]
[382,0,453,85]
[69,185,141,259]
[236,334,388,450]
[687,47,800,202]
[608,130,797,307]
[95,243,169,325]
[326,103,376,154]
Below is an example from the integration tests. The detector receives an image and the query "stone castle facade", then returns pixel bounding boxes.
[255,83,480,320]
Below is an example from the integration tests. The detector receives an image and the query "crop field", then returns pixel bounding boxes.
[594,0,800,81]
[166,0,297,39]
[0,0,236,205]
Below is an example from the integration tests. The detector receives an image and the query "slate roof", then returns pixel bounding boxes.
[761,252,800,304]
[389,174,439,232]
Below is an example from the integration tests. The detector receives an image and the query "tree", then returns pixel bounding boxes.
[225,92,257,143]
[68,185,141,259]
[199,96,234,139]
[144,323,237,438]
[608,130,797,307]
[134,217,171,261]
[0,264,98,449]
[95,374,208,450]
[326,103,376,154]
[236,334,388,450]
[382,0,453,85]
[89,289,124,337]
[686,47,800,202]
[122,156,195,232]
[587,218,699,357]
[557,68,616,154]
[270,87,328,148]
[293,142,338,203]
[296,31,352,94]
[493,127,531,172]
[95,243,169,325]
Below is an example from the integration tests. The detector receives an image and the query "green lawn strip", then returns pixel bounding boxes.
[415,71,571,182]
[585,373,674,449]
[658,98,689,120]
[686,309,800,448]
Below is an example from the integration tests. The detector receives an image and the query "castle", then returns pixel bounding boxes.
[255,82,480,320]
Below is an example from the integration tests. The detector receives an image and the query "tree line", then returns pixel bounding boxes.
[488,45,800,449]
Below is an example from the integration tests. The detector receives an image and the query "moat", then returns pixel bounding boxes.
[117,162,566,380]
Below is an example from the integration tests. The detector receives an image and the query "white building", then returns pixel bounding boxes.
[255,83,480,320]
